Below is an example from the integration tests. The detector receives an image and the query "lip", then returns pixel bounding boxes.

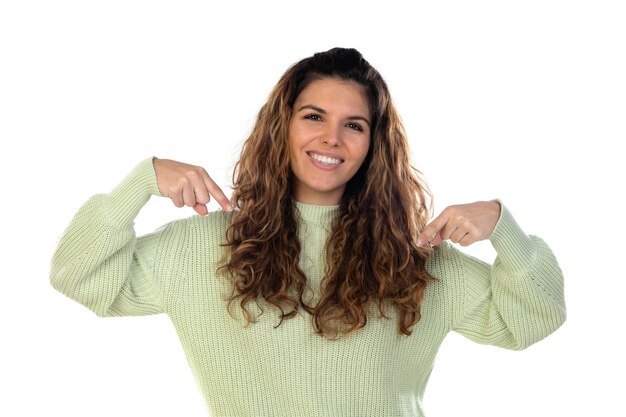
[306,151,344,171]
[306,150,345,161]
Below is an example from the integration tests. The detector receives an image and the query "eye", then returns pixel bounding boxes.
[346,122,363,132]
[304,113,322,121]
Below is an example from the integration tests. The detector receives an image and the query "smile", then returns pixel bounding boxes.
[307,151,344,166]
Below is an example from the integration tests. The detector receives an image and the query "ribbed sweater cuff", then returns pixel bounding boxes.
[105,157,161,227]
[488,200,536,274]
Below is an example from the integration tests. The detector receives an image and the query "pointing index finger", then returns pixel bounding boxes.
[417,211,448,247]
[203,174,233,212]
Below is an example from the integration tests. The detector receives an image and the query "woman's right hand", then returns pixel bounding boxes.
[153,158,233,215]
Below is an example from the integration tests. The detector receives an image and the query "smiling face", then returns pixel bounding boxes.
[288,77,372,206]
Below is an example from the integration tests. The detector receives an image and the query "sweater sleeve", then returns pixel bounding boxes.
[50,157,167,317]
[448,203,566,350]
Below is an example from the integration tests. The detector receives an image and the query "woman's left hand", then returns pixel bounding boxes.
[417,201,501,247]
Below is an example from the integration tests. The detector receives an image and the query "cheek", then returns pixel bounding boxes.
[287,128,299,158]
[355,139,371,164]
[288,125,305,153]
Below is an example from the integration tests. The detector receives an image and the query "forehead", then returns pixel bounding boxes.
[295,77,370,113]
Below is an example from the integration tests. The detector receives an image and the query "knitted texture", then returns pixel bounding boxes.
[50,157,566,417]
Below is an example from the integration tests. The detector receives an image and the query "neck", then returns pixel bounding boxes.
[293,186,345,206]
[293,200,340,226]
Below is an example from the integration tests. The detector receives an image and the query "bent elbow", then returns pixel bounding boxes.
[511,304,567,351]
[49,265,114,318]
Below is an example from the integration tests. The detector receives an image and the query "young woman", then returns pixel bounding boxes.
[50,47,566,416]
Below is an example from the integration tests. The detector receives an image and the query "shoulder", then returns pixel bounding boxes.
[421,243,471,328]
[426,242,467,279]
[423,241,495,328]
[155,209,235,254]
[425,242,488,300]
[426,241,493,288]
[424,243,467,303]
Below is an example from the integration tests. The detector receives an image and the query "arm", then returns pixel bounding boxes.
[49,158,166,317]
[50,157,233,317]
[447,204,566,349]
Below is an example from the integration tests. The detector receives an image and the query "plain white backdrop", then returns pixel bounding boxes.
[1,1,624,416]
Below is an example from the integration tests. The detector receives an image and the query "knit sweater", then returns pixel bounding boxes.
[50,157,566,417]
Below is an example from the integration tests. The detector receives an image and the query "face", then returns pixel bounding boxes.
[288,77,372,205]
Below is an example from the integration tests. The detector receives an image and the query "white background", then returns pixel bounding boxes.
[1,1,624,416]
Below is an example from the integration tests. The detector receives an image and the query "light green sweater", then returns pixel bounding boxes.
[50,157,566,417]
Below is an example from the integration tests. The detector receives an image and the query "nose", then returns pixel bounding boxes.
[321,123,342,147]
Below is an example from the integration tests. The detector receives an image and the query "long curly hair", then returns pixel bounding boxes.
[219,47,435,339]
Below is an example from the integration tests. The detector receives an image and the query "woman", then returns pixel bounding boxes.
[50,47,566,416]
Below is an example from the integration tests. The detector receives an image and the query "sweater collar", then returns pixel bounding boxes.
[294,201,340,226]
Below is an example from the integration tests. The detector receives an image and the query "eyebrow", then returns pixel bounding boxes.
[297,104,371,127]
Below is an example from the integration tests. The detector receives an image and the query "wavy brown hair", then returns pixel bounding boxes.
[219,47,435,339]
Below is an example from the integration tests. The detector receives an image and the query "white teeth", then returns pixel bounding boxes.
[309,152,342,165]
